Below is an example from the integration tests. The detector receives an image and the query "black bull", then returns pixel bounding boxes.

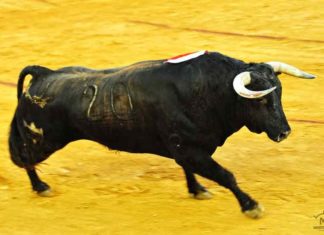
[8,51,315,218]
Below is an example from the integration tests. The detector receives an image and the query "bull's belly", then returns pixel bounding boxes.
[75,119,171,157]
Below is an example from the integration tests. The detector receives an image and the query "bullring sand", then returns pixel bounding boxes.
[0,1,323,234]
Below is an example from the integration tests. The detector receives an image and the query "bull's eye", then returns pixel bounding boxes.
[260,98,268,105]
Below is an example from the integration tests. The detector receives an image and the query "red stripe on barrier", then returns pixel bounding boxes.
[0,81,17,87]
[128,20,324,44]
[289,119,324,125]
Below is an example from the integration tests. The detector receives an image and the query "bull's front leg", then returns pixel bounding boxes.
[175,146,264,219]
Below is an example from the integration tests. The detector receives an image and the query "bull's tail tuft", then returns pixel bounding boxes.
[17,65,53,100]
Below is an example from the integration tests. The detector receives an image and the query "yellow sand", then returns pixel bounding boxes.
[0,1,323,234]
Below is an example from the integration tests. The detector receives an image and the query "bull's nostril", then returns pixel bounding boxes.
[284,130,291,137]
[276,130,291,142]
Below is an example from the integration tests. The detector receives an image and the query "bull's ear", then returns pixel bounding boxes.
[275,72,282,76]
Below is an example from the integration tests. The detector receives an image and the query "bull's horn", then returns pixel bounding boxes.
[233,72,276,99]
[266,62,316,79]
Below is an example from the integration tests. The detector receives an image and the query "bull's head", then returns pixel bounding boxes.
[233,62,315,142]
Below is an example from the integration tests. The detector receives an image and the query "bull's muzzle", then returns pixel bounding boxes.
[275,130,291,142]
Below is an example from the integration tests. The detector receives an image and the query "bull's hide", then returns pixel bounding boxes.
[82,80,134,122]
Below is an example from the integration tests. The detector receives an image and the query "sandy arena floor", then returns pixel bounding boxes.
[0,1,323,234]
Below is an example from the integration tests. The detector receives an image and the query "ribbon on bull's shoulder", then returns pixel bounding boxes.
[165,50,208,64]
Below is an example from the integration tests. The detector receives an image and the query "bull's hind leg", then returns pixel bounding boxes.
[183,169,213,200]
[9,118,63,196]
[9,118,51,196]
[21,147,60,197]
[23,144,66,197]
[26,167,52,196]
[175,147,264,219]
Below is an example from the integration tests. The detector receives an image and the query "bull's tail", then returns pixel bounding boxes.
[17,65,53,100]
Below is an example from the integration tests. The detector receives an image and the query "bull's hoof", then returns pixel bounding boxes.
[243,204,264,219]
[190,190,213,200]
[37,188,54,197]
[33,181,53,197]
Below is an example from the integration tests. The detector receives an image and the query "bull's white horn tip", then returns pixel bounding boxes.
[302,72,316,79]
